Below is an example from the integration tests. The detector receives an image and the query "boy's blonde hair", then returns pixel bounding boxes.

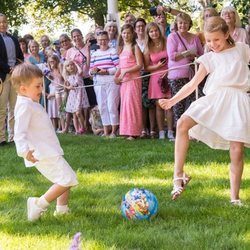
[11,63,43,89]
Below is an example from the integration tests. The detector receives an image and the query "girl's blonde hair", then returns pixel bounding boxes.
[117,24,136,55]
[144,22,166,54]
[62,60,81,80]
[221,6,241,28]
[204,16,235,45]
[47,55,60,70]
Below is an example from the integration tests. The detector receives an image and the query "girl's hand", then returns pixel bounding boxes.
[157,59,167,68]
[90,67,99,75]
[119,70,127,80]
[26,150,38,163]
[114,77,122,85]
[158,99,174,110]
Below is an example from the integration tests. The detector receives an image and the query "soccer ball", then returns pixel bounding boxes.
[121,188,158,220]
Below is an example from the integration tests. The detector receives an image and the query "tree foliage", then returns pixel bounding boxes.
[0,0,29,26]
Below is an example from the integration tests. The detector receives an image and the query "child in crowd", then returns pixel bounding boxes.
[47,55,65,132]
[159,16,250,205]
[89,106,104,136]
[12,63,78,222]
[144,22,173,140]
[47,81,59,130]
[62,60,89,134]
[114,24,143,140]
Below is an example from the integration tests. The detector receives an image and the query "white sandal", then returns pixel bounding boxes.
[171,173,192,200]
[230,199,244,207]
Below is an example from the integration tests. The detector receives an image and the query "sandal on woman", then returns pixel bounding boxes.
[150,131,157,139]
[140,131,147,139]
[230,199,244,207]
[171,173,192,200]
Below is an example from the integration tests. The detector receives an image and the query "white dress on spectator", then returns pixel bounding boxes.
[47,83,59,118]
[184,43,250,150]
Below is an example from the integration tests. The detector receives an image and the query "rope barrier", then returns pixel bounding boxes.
[44,61,198,89]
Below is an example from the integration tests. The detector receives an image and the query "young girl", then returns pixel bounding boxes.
[144,22,173,140]
[114,24,143,140]
[47,55,65,131]
[159,16,250,205]
[63,60,89,134]
[47,81,59,130]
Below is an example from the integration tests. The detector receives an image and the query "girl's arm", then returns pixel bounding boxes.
[159,63,207,110]
[121,45,143,75]
[144,51,166,72]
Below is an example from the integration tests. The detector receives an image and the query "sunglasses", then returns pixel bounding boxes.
[96,31,108,36]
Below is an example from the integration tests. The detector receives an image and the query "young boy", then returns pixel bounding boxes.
[12,63,78,222]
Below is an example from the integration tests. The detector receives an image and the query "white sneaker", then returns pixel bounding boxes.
[27,197,46,222]
[53,206,70,216]
[53,210,70,217]
[109,133,116,139]
[168,130,175,142]
[159,130,165,139]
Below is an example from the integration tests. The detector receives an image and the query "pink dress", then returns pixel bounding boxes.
[148,50,169,99]
[119,49,142,136]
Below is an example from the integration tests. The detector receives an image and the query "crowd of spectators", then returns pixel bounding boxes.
[0,5,249,145]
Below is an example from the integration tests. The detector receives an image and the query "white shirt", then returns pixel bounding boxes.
[14,96,64,167]
[197,43,250,95]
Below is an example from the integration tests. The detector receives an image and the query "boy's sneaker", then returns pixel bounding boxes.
[159,130,165,139]
[27,197,46,222]
[53,205,70,216]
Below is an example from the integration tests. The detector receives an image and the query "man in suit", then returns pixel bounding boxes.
[0,13,24,146]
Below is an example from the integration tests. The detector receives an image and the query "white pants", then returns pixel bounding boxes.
[35,156,78,187]
[94,81,120,126]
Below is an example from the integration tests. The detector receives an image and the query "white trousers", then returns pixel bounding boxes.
[94,81,120,126]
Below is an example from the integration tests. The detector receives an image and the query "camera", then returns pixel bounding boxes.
[149,6,158,16]
[90,39,97,46]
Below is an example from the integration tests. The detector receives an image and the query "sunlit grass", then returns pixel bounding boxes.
[0,134,250,249]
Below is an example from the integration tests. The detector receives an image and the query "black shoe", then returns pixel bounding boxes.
[0,141,7,146]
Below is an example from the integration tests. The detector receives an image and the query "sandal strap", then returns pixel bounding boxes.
[171,185,184,196]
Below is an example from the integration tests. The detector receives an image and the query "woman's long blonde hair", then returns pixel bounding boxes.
[144,22,166,55]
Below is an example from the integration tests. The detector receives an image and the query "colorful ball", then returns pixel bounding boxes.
[121,188,158,220]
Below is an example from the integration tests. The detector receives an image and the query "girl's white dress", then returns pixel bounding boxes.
[65,75,89,113]
[184,43,250,149]
[47,84,59,119]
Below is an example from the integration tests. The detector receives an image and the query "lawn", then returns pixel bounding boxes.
[0,134,250,250]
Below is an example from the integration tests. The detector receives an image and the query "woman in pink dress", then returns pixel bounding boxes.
[114,24,143,140]
[144,22,171,140]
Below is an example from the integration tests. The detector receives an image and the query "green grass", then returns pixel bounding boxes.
[0,134,250,250]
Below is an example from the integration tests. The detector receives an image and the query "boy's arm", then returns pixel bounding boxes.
[14,104,33,159]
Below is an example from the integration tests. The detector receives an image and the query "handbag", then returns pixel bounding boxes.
[175,32,195,80]
[158,72,170,94]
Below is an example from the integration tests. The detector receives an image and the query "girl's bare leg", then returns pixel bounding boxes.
[229,141,244,201]
[173,115,197,187]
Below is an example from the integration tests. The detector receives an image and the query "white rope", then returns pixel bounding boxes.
[44,61,198,89]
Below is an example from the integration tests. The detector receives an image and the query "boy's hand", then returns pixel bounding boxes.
[26,150,38,163]
[158,99,173,110]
